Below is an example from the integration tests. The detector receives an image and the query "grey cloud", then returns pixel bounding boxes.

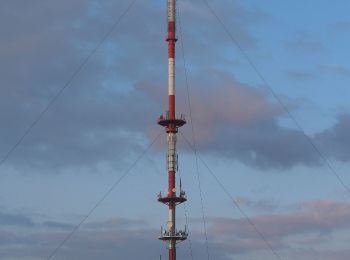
[0,209,226,259]
[0,225,230,260]
[182,73,350,169]
[199,118,320,169]
[0,211,35,228]
[315,114,350,162]
[42,221,75,230]
[318,64,350,77]
[0,231,32,247]
[234,196,279,212]
[84,217,147,230]
[284,31,324,52]
[333,21,350,32]
[2,201,350,259]
[2,0,349,174]
[286,70,316,81]
[204,200,350,257]
[180,75,320,169]
[215,237,285,255]
[0,209,73,230]
[209,200,350,240]
[0,0,267,173]
[0,0,164,171]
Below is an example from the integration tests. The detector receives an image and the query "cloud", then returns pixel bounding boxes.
[333,21,350,32]
[234,196,279,212]
[318,64,350,78]
[0,209,72,230]
[0,0,268,173]
[286,70,316,81]
[207,199,350,255]
[180,76,320,169]
[1,0,350,174]
[0,217,230,260]
[0,211,35,228]
[284,31,324,53]
[194,116,321,169]
[3,200,350,259]
[315,114,350,161]
[84,217,147,230]
[181,78,350,169]
[42,221,75,230]
[0,0,164,171]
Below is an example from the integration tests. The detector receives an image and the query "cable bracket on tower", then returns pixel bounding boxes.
[157,190,187,205]
[158,113,186,133]
[159,226,188,242]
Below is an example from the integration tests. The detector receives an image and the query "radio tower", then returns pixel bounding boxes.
[157,0,188,260]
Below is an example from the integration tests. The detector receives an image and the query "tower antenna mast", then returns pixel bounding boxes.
[157,1,188,260]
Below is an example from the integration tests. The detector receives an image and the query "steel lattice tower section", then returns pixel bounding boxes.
[157,0,188,259]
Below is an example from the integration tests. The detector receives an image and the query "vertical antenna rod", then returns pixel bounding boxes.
[157,1,188,260]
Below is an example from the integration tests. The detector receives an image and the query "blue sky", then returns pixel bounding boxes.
[1,0,350,259]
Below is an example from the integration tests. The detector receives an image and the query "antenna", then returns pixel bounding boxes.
[157,1,188,260]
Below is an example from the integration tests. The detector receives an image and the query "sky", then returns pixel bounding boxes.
[1,0,350,259]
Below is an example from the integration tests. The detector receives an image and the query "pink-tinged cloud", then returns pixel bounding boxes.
[184,78,281,131]
[210,200,350,246]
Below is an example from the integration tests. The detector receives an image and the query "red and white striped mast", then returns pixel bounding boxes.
[157,0,188,259]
